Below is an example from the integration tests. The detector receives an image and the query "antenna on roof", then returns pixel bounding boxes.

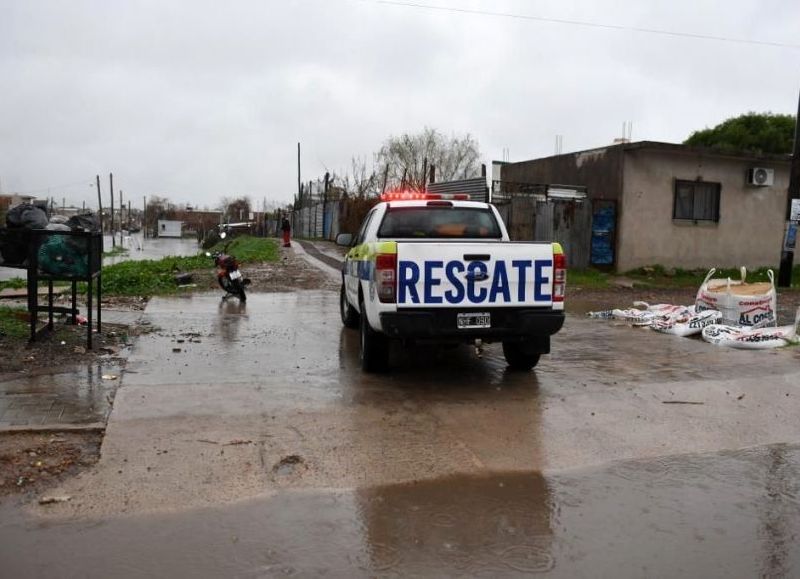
[615,122,633,145]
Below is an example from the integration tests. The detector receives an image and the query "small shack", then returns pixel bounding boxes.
[157,220,183,238]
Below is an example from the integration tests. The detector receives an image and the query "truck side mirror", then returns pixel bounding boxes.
[336,233,353,247]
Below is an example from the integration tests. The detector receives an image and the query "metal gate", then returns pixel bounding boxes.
[494,197,593,269]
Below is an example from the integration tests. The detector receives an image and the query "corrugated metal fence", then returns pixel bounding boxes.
[494,198,592,269]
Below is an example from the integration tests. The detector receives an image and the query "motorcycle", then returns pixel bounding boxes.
[206,232,250,301]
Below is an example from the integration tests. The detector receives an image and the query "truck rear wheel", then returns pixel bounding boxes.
[340,284,359,328]
[502,341,541,371]
[359,298,389,372]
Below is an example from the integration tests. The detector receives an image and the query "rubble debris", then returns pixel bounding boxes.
[38,495,72,505]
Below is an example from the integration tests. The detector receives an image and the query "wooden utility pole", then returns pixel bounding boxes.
[96,175,103,234]
[297,142,301,199]
[109,173,115,248]
[778,91,800,287]
[143,196,147,239]
[119,190,124,245]
[323,172,330,239]
[381,164,389,195]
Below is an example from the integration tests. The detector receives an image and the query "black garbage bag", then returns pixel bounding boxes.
[6,203,48,229]
[66,213,100,232]
[0,228,29,265]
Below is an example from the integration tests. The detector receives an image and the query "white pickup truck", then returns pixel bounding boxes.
[337,193,566,372]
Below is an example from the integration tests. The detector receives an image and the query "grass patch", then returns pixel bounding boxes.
[624,264,797,289]
[0,306,28,339]
[100,255,210,296]
[0,277,27,291]
[569,268,612,288]
[99,236,278,296]
[568,264,800,290]
[212,235,279,263]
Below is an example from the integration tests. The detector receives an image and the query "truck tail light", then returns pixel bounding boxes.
[375,253,397,303]
[553,253,566,302]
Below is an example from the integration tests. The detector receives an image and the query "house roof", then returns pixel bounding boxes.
[508,140,792,166]
[621,140,792,164]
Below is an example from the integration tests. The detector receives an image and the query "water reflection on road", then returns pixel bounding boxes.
[2,445,799,578]
[102,234,199,264]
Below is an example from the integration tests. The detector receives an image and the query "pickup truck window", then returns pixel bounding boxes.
[355,208,377,245]
[377,206,502,239]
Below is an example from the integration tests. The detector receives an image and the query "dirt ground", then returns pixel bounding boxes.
[0,431,102,499]
[199,246,338,294]
[0,321,131,375]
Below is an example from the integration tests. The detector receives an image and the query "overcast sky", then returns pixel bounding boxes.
[1,0,798,210]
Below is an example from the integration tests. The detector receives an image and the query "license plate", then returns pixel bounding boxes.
[229,270,242,280]
[457,312,491,329]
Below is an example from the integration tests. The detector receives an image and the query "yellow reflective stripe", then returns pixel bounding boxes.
[552,242,564,255]
[375,241,397,255]
[356,241,397,261]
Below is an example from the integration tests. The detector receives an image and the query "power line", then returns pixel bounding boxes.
[355,0,800,50]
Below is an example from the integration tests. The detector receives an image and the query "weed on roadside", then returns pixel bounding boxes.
[0,278,27,291]
[0,306,28,339]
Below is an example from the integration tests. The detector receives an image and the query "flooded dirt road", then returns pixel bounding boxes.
[2,284,800,577]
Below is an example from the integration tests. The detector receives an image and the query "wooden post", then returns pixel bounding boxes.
[96,175,103,234]
[119,189,124,246]
[109,173,115,248]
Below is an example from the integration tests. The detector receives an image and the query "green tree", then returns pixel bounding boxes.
[684,112,795,155]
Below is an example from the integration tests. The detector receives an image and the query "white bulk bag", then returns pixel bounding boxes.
[650,307,723,337]
[587,303,657,326]
[610,308,657,326]
[695,267,776,328]
[701,308,800,349]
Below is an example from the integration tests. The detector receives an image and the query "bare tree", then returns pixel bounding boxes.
[346,156,378,197]
[375,127,481,191]
[219,196,252,222]
[144,195,175,233]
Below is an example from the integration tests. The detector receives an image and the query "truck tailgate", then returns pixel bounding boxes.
[395,242,555,309]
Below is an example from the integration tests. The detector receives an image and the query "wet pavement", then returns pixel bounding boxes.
[2,252,800,576]
[2,444,799,577]
[0,362,123,430]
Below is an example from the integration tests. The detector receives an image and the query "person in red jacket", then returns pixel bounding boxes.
[281,216,291,247]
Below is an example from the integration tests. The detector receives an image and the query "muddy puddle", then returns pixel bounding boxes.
[2,443,798,578]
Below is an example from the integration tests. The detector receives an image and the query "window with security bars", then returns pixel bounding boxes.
[673,180,720,222]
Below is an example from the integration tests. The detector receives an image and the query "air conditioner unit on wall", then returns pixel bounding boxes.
[747,167,774,187]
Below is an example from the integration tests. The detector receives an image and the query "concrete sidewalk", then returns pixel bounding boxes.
[0,308,140,431]
[0,362,123,431]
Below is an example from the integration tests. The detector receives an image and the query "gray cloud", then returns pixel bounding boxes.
[1,0,798,210]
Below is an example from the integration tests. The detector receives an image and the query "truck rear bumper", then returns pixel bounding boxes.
[379,308,565,342]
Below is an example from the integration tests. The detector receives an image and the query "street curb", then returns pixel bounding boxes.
[0,422,106,435]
